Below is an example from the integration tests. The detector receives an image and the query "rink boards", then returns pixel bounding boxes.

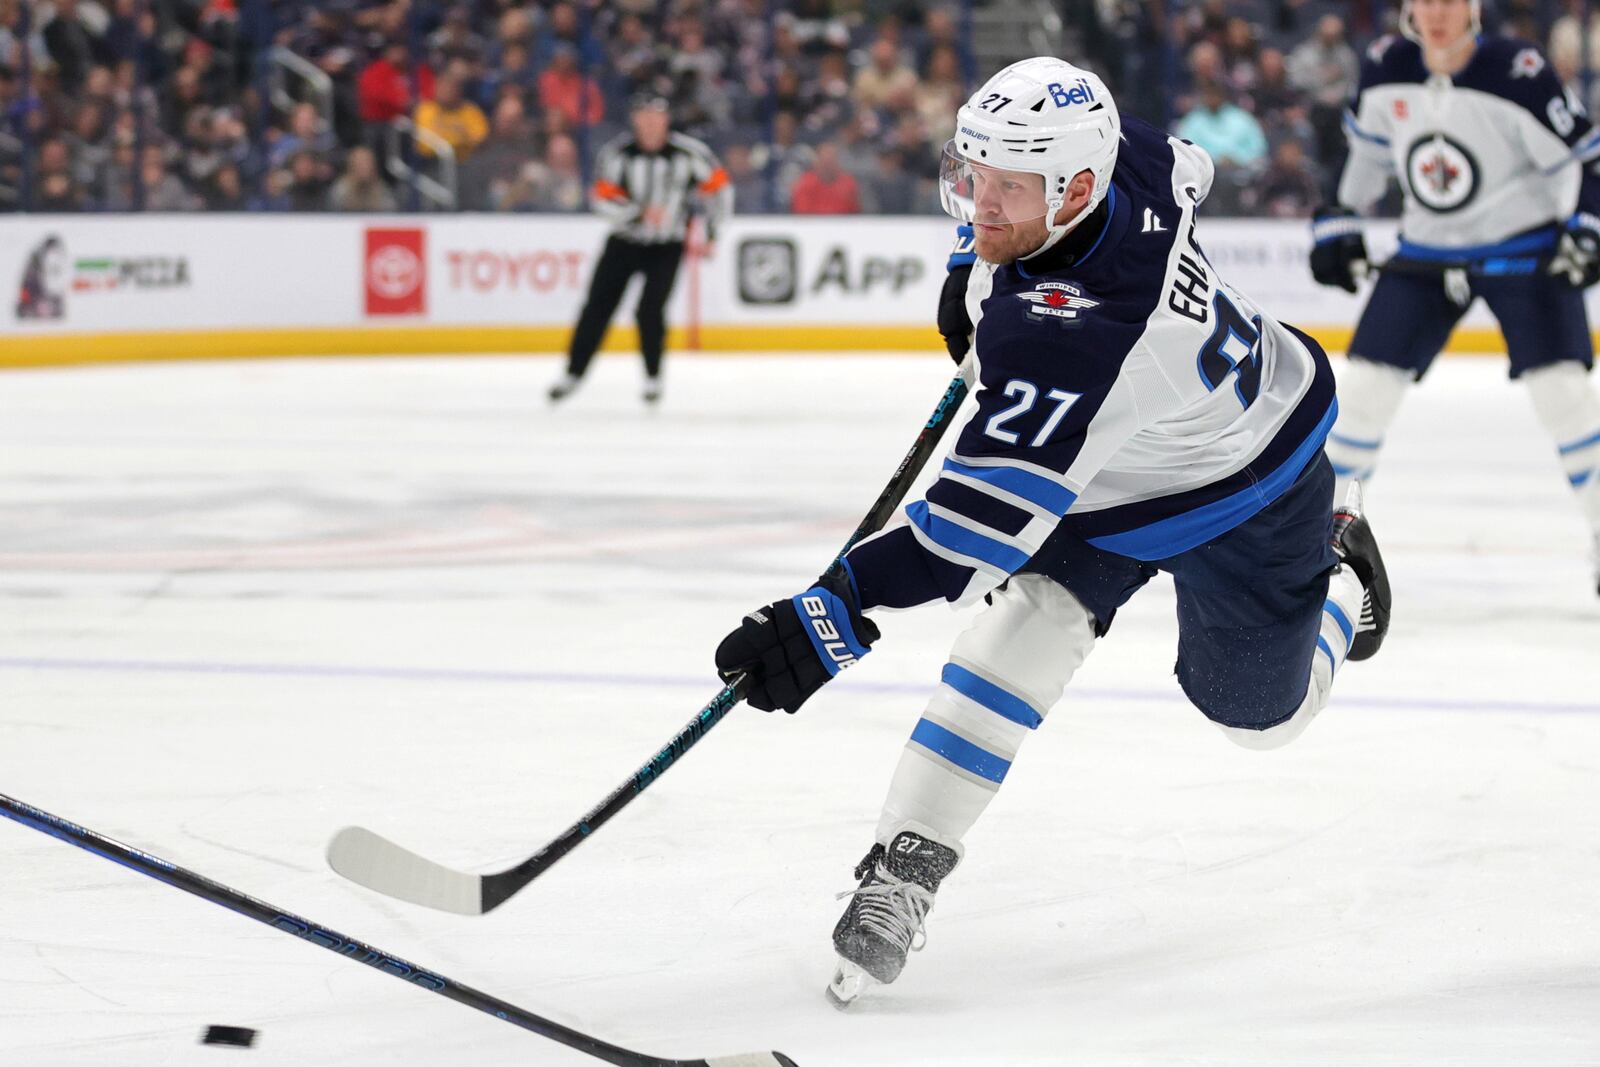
[0,213,1566,367]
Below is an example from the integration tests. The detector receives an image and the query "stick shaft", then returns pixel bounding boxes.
[483,372,971,910]
[0,791,696,1067]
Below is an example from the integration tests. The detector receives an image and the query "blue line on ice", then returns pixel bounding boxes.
[0,655,1595,717]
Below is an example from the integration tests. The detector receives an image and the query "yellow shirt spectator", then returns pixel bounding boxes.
[414,91,489,161]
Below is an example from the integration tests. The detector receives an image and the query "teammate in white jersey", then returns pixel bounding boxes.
[1312,0,1600,592]
[714,58,1394,1006]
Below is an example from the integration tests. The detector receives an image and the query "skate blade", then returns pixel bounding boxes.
[1339,479,1365,517]
[825,959,876,1010]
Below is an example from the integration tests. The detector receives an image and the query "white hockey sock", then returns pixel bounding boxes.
[1326,358,1413,504]
[1523,362,1600,531]
[875,575,1096,846]
[1216,566,1364,751]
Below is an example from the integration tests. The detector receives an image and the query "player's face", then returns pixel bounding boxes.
[969,165,1050,264]
[1411,0,1473,50]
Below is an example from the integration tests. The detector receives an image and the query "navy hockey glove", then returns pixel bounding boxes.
[937,224,976,364]
[1551,213,1600,289]
[715,563,879,713]
[1309,206,1368,294]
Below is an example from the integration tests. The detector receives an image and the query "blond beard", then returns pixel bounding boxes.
[973,219,1049,266]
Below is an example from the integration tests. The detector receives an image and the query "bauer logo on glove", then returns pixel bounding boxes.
[715,563,879,713]
[799,591,868,672]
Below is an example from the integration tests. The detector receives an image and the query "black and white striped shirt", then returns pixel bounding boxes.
[591,132,733,244]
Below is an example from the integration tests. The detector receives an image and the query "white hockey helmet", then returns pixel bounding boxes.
[1399,0,1481,49]
[939,57,1120,254]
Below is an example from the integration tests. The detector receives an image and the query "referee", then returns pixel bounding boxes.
[549,97,732,404]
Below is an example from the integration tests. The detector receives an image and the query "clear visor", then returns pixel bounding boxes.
[938,140,1053,227]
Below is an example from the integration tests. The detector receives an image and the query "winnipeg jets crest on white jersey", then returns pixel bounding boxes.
[1341,35,1600,259]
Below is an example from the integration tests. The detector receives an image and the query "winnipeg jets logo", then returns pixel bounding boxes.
[1405,134,1478,213]
[1017,281,1098,327]
[1512,48,1545,79]
[1420,154,1459,193]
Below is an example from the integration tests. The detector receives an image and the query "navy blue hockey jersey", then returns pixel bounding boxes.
[846,117,1338,611]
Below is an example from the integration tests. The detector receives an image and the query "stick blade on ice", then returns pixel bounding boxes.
[702,1054,800,1067]
[327,826,484,915]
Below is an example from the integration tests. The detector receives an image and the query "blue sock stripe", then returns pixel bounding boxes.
[909,718,1012,784]
[1323,601,1355,649]
[1329,431,1382,451]
[940,663,1043,729]
[1558,428,1600,455]
[1570,468,1595,487]
[1316,636,1337,669]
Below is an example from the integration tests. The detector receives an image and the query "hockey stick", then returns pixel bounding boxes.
[0,791,797,1067]
[1369,253,1554,278]
[328,370,973,916]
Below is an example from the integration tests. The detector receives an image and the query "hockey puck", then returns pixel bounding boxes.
[200,1025,257,1048]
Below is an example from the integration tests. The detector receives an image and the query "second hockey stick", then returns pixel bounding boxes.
[0,791,796,1067]
[328,370,972,915]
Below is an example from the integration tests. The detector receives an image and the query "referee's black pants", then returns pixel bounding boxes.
[565,235,685,380]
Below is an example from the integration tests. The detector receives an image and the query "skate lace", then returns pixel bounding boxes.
[835,877,935,955]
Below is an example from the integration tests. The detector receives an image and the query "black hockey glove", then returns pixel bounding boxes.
[937,224,977,364]
[1551,213,1600,289]
[714,563,879,713]
[938,263,974,363]
[1309,206,1368,293]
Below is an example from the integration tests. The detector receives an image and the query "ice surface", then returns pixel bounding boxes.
[1,352,1597,1066]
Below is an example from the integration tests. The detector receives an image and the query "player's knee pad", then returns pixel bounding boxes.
[1524,361,1600,439]
[878,575,1095,842]
[1326,358,1412,485]
[949,573,1097,717]
[916,575,1095,778]
[1213,567,1361,752]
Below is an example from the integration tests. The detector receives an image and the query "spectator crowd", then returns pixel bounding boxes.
[2,0,1598,218]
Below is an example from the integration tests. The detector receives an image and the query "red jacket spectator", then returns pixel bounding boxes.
[790,144,861,214]
[537,48,604,127]
[359,44,436,124]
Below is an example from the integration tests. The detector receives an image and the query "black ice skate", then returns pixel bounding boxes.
[1331,483,1391,661]
[547,373,581,403]
[826,828,960,1009]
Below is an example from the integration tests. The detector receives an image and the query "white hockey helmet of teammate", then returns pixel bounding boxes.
[939,57,1120,253]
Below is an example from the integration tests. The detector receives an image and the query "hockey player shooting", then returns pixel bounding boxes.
[713,58,1394,1006]
[1313,0,1600,592]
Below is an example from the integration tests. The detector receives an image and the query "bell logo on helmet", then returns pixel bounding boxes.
[1048,79,1096,108]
